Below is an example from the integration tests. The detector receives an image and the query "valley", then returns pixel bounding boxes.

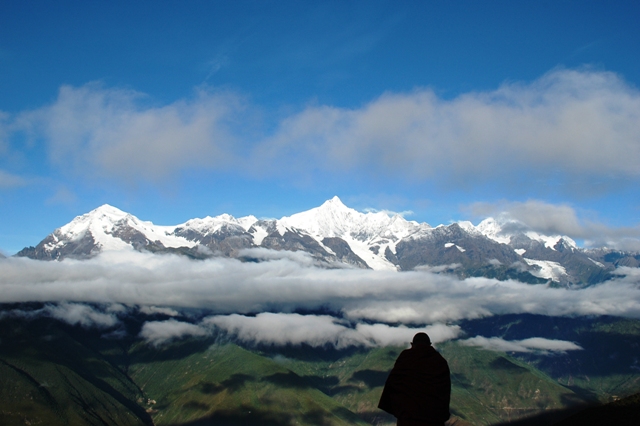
[1,307,639,425]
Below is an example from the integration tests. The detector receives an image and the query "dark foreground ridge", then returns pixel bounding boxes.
[492,392,640,426]
[554,392,640,426]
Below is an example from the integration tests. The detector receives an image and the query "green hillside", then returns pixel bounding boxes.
[0,317,151,426]
[128,340,368,425]
[440,342,583,425]
[265,342,585,426]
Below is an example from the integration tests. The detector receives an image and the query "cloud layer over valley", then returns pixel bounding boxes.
[1,249,639,351]
[2,250,639,322]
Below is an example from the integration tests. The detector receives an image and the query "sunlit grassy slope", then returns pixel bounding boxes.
[128,340,369,425]
[440,342,583,425]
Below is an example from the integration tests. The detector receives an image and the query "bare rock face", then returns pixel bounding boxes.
[394,223,521,271]
[321,237,369,269]
[17,230,99,260]
[174,223,255,257]
[109,219,164,251]
[260,226,331,260]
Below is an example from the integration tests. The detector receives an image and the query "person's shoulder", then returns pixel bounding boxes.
[422,346,449,363]
[432,348,450,367]
[393,348,413,363]
[397,348,412,359]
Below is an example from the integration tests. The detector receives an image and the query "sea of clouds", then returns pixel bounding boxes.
[2,248,639,353]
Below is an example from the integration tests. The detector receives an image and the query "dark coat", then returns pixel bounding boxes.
[378,345,451,424]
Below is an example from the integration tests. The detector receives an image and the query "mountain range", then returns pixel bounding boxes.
[16,196,639,287]
[5,197,640,425]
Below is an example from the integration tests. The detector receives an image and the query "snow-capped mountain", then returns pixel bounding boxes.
[16,197,639,286]
[279,196,429,270]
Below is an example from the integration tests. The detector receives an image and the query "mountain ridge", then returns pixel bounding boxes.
[15,197,639,286]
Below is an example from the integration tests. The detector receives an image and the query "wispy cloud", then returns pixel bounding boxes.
[140,318,208,346]
[204,313,368,348]
[461,336,583,353]
[14,83,245,184]
[469,199,640,251]
[138,313,461,348]
[362,208,414,218]
[0,170,28,189]
[2,302,120,328]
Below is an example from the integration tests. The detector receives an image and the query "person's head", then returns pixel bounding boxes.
[411,332,431,347]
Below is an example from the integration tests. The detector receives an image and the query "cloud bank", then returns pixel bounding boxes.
[4,68,640,193]
[1,251,637,350]
[252,68,640,189]
[139,313,461,348]
[14,83,244,183]
[1,250,639,326]
[470,200,640,251]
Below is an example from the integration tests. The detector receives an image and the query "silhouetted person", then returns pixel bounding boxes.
[378,332,451,426]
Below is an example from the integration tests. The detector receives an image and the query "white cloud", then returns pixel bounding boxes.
[471,200,585,237]
[1,251,639,348]
[252,69,640,192]
[0,251,639,325]
[237,247,319,266]
[45,302,120,328]
[204,313,367,348]
[0,170,27,189]
[140,313,463,348]
[139,319,208,346]
[469,199,640,250]
[139,305,180,317]
[355,323,461,347]
[1,302,120,329]
[460,336,583,353]
[415,263,461,273]
[6,68,640,195]
[362,208,414,218]
[15,83,244,183]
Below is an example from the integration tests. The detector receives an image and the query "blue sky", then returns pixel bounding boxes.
[1,0,640,254]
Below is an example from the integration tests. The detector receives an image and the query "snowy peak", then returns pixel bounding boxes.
[476,215,578,252]
[281,196,425,242]
[59,204,128,233]
[57,204,129,243]
[52,205,195,254]
[477,216,518,245]
[180,213,257,234]
[277,196,431,271]
[89,204,129,219]
[282,196,360,238]
[323,195,350,210]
